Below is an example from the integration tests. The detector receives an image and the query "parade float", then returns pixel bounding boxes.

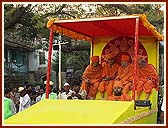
[4,14,163,125]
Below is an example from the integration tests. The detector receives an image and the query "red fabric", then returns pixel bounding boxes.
[56,19,153,38]
[121,55,130,62]
[91,56,99,63]
[105,53,115,60]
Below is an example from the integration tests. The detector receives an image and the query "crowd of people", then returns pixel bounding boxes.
[3,80,87,120]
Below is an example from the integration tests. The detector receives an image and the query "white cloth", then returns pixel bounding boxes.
[36,95,42,102]
[161,96,165,111]
[19,94,31,112]
[59,90,73,99]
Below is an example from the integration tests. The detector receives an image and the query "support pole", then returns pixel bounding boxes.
[58,35,62,99]
[132,17,139,101]
[46,28,54,99]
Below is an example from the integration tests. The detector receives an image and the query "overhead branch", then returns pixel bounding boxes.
[110,4,131,14]
[98,4,131,15]
[4,4,32,30]
[60,11,76,18]
[28,4,38,12]
[41,4,67,18]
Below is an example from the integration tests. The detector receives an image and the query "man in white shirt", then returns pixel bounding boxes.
[18,87,31,112]
[59,83,73,99]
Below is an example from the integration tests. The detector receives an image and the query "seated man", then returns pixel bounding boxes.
[107,81,131,101]
[136,58,159,100]
[98,53,119,98]
[115,54,133,94]
[80,56,102,100]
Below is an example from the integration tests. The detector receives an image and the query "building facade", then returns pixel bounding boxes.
[4,40,56,88]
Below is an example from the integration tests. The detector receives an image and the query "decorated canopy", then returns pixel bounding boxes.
[47,14,163,42]
[45,14,163,100]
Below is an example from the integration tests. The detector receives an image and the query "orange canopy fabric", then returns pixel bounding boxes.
[47,14,163,42]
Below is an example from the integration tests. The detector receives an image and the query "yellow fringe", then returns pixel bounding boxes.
[47,18,92,42]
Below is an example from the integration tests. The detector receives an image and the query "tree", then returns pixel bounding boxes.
[4,3,164,47]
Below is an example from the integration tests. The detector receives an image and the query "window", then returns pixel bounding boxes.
[6,50,28,73]
[39,52,45,65]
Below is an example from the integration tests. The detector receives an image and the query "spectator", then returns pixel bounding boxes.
[24,81,29,86]
[36,87,45,102]
[4,88,16,120]
[71,84,83,100]
[59,82,73,99]
[18,87,31,112]
[25,83,33,96]
[41,81,57,100]
[11,87,20,113]
[29,89,38,106]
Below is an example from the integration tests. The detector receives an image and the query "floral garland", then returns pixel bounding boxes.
[120,108,158,124]
[132,14,164,41]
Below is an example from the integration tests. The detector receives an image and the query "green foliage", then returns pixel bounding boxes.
[52,50,90,74]
[126,4,164,33]
[4,4,39,43]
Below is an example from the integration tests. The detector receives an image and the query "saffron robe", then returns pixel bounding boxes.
[98,62,119,96]
[115,64,133,94]
[81,64,102,98]
[137,64,159,97]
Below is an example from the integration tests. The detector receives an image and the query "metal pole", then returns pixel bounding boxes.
[58,35,62,99]
[46,28,54,99]
[132,17,139,101]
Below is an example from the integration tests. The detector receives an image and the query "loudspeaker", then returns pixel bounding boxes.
[134,100,152,110]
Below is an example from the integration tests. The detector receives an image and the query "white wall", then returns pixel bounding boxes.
[28,49,57,71]
[28,50,39,71]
